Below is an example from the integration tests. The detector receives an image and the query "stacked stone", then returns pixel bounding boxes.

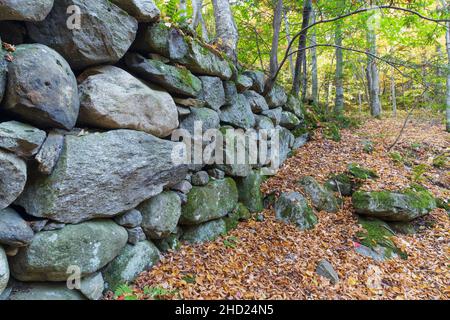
[0,0,307,300]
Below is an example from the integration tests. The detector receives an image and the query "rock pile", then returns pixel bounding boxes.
[0,0,307,299]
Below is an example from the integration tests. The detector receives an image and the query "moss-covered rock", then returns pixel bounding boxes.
[181,219,227,244]
[347,163,379,180]
[275,192,317,230]
[224,203,251,232]
[352,188,436,221]
[325,173,356,196]
[180,178,238,225]
[298,176,341,213]
[236,170,266,213]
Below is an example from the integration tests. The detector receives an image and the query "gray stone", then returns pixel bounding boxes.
[243,70,265,94]
[283,94,304,118]
[80,272,104,300]
[10,220,128,282]
[2,44,79,130]
[181,219,227,244]
[42,222,65,231]
[277,126,295,164]
[354,244,397,262]
[0,150,26,210]
[139,191,182,239]
[103,241,160,291]
[254,115,275,131]
[223,81,238,105]
[28,219,47,233]
[0,208,34,247]
[352,189,436,222]
[208,168,225,180]
[124,53,202,97]
[175,192,188,205]
[174,97,206,108]
[134,22,232,79]
[280,111,301,130]
[26,0,138,70]
[191,171,209,186]
[171,180,193,194]
[0,121,46,157]
[325,173,354,196]
[177,106,191,117]
[35,130,64,175]
[0,246,8,295]
[127,227,146,245]
[180,178,238,225]
[114,209,142,228]
[16,130,188,223]
[298,176,340,213]
[262,108,282,126]
[316,260,339,284]
[153,228,182,252]
[199,76,226,111]
[265,84,287,108]
[293,133,309,150]
[275,192,318,230]
[8,282,86,300]
[0,0,53,21]
[220,94,256,129]
[236,74,253,92]
[110,0,160,22]
[244,90,269,113]
[77,65,178,138]
[0,47,6,103]
[180,107,220,136]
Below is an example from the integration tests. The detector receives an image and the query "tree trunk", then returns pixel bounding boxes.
[269,0,283,81]
[444,0,450,132]
[179,0,187,16]
[334,19,344,114]
[310,10,318,106]
[212,0,239,63]
[283,8,295,78]
[192,0,210,42]
[366,27,382,117]
[292,0,312,96]
[301,52,308,102]
[391,68,397,117]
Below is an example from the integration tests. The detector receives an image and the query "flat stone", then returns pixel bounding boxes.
[0,121,46,157]
[316,259,339,284]
[80,272,104,300]
[198,76,226,111]
[34,130,65,175]
[114,209,142,228]
[0,150,26,210]
[0,0,53,21]
[110,0,160,22]
[0,208,34,247]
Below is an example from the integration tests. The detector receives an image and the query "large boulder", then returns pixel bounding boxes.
[280,111,301,130]
[2,44,79,130]
[0,121,46,157]
[179,107,220,136]
[16,130,188,223]
[0,150,26,210]
[10,220,128,282]
[124,53,202,97]
[237,170,266,213]
[220,94,256,129]
[139,191,181,239]
[298,176,340,213]
[180,178,238,225]
[26,0,138,70]
[109,0,160,22]
[134,23,232,79]
[283,94,304,118]
[0,0,53,21]
[198,76,226,111]
[0,208,34,247]
[8,283,86,300]
[352,189,436,222]
[275,192,317,230]
[77,65,178,137]
[262,108,282,126]
[0,246,8,295]
[244,90,269,114]
[181,219,227,244]
[265,84,288,108]
[103,241,160,291]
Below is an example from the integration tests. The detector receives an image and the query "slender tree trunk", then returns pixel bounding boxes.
[292,0,312,96]
[391,68,397,117]
[283,8,295,78]
[358,92,363,113]
[269,0,283,80]
[212,0,239,63]
[444,0,450,132]
[301,53,308,101]
[179,0,187,16]
[311,10,318,106]
[192,0,210,42]
[334,19,344,114]
[366,27,382,117]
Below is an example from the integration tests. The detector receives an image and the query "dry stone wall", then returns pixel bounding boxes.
[0,0,308,300]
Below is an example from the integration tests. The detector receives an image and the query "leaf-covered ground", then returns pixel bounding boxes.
[120,116,449,300]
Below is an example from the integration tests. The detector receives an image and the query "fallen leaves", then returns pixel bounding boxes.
[125,116,449,300]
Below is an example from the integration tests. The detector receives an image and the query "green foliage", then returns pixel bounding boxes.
[411,163,429,182]
[142,286,178,300]
[362,140,374,154]
[389,151,404,164]
[432,154,448,168]
[114,284,138,300]
[347,163,379,180]
[223,236,239,249]
[323,122,341,142]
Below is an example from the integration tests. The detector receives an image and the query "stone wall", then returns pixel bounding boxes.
[0,0,308,300]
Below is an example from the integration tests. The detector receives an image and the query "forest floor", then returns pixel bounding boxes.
[123,115,449,300]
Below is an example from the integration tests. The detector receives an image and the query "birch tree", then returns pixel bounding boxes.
[334,18,344,113]
[366,13,382,117]
[212,0,239,63]
[310,9,318,106]
[269,0,284,81]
